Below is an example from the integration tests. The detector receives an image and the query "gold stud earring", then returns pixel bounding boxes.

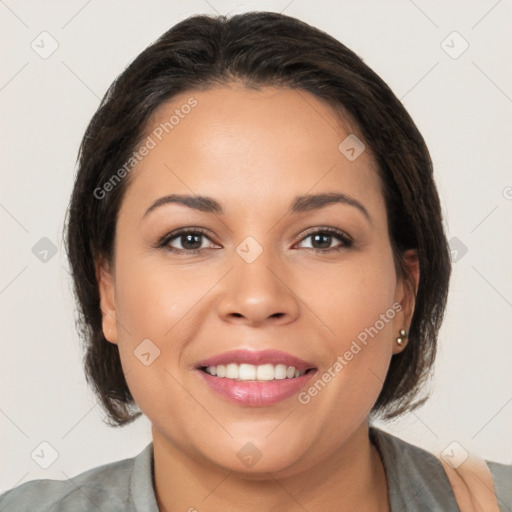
[397,329,408,346]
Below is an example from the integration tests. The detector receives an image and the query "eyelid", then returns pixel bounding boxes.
[296,226,353,243]
[294,226,353,250]
[155,227,216,250]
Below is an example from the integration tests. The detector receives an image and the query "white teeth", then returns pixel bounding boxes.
[257,364,274,381]
[226,363,238,379]
[204,363,306,380]
[239,363,256,381]
[274,364,287,380]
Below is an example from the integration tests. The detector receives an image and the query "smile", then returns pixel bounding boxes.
[196,349,317,406]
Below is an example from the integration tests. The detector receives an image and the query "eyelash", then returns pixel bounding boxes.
[155,227,353,254]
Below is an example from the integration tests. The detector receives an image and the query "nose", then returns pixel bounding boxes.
[215,245,300,327]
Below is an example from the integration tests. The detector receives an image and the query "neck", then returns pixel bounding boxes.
[152,423,389,512]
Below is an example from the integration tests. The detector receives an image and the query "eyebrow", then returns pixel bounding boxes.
[143,192,370,221]
[144,194,222,217]
[290,192,370,221]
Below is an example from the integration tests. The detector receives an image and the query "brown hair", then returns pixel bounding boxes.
[65,11,451,426]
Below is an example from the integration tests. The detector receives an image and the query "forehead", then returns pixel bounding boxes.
[122,85,384,218]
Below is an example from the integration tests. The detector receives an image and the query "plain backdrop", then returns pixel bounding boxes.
[1,0,511,492]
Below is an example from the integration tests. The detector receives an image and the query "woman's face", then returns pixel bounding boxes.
[99,85,415,476]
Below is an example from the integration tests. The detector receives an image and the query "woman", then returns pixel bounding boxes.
[1,11,510,512]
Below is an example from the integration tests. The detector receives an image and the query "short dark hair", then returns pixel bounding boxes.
[65,11,451,426]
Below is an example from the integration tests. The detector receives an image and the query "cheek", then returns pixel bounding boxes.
[298,251,398,411]
[307,249,398,343]
[111,257,220,420]
[113,258,211,343]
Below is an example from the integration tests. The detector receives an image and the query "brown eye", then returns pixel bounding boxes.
[296,228,353,252]
[157,228,218,254]
[310,233,333,249]
[173,233,204,250]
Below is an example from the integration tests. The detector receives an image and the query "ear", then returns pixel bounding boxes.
[393,249,419,354]
[96,258,119,344]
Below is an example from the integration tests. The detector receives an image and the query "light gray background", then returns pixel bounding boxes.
[1,0,511,492]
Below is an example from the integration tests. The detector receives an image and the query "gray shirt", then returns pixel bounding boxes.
[1,428,510,511]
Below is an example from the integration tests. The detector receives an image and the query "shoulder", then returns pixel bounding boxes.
[487,461,512,510]
[0,444,155,512]
[370,427,512,511]
[370,427,459,511]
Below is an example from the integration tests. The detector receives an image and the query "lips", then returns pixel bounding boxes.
[196,349,317,406]
[197,349,315,372]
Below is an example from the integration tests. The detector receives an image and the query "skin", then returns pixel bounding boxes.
[98,84,419,512]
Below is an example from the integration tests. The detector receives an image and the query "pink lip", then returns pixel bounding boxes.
[196,349,317,406]
[198,370,317,406]
[196,349,315,372]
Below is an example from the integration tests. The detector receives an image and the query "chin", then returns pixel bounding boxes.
[195,435,312,478]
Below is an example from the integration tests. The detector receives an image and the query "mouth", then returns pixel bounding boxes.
[195,349,317,406]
